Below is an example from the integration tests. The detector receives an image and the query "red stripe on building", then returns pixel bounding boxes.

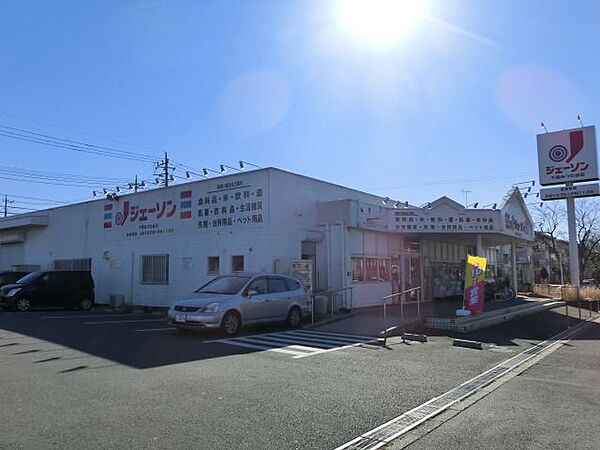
[103,222,112,229]
[104,204,113,211]
[180,210,192,219]
[180,190,192,199]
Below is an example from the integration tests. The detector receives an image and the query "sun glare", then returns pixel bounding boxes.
[338,0,427,46]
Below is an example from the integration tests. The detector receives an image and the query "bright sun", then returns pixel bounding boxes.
[338,0,427,45]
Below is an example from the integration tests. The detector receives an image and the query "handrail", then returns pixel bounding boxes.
[382,286,421,301]
[382,286,422,346]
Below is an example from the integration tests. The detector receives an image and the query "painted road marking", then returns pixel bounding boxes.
[43,314,161,319]
[83,319,167,325]
[334,317,598,450]
[135,327,178,332]
[209,330,378,359]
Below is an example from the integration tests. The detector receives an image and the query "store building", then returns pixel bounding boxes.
[0,168,535,308]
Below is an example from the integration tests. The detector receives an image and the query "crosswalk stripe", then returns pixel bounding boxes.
[292,330,376,341]
[212,338,306,356]
[243,334,338,349]
[282,331,377,345]
[209,329,379,359]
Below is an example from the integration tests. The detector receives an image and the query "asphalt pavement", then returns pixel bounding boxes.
[0,305,597,449]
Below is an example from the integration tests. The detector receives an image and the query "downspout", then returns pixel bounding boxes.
[335,221,347,309]
[319,223,331,292]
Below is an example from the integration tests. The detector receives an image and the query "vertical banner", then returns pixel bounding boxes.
[464,255,487,314]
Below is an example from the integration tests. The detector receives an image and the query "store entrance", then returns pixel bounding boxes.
[390,254,421,302]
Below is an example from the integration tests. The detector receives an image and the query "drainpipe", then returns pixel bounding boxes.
[335,221,347,309]
[319,223,331,292]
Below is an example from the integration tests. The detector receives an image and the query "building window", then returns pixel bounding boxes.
[351,257,365,281]
[53,258,91,271]
[207,256,220,275]
[231,255,244,272]
[141,255,169,285]
[365,258,379,281]
[378,259,390,281]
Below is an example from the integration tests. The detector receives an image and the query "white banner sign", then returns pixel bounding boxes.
[540,183,600,201]
[537,125,598,186]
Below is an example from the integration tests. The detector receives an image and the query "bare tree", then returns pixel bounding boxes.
[533,202,566,269]
[576,199,600,279]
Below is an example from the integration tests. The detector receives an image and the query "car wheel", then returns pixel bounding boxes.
[287,306,302,328]
[16,298,31,312]
[221,311,241,336]
[79,298,93,311]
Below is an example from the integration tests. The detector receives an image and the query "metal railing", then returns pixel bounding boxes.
[381,286,422,345]
[310,286,354,323]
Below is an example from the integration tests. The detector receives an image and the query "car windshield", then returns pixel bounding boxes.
[15,272,43,284]
[195,275,251,295]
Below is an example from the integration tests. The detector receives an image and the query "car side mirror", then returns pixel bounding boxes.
[246,289,259,298]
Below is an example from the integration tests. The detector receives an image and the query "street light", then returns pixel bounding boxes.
[202,168,221,177]
[239,160,261,170]
[220,164,242,173]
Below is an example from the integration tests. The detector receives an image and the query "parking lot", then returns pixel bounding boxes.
[0,306,597,449]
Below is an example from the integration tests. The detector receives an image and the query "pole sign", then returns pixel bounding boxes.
[537,126,598,186]
[540,183,600,201]
[464,255,487,314]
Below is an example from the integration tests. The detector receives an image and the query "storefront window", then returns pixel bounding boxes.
[365,258,379,281]
[351,257,365,281]
[378,259,390,281]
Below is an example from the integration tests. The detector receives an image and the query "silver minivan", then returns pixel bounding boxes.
[167,273,310,335]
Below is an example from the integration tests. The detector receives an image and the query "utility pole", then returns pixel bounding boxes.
[461,189,471,208]
[3,195,13,217]
[154,152,175,187]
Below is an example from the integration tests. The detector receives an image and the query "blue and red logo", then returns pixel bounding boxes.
[180,190,192,219]
[103,204,113,229]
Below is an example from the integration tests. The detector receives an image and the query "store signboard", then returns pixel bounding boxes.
[540,183,600,201]
[537,126,598,186]
[292,259,313,295]
[464,255,487,314]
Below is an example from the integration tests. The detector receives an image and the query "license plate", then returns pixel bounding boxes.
[175,314,186,323]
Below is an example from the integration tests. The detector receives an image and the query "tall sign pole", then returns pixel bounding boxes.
[537,125,599,288]
[565,184,580,287]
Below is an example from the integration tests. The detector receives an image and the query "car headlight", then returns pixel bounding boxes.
[202,302,220,313]
[7,288,21,297]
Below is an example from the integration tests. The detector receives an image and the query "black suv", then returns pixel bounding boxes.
[0,271,30,289]
[0,271,95,312]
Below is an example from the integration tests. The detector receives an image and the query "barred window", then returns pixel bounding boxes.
[54,258,91,271]
[231,255,245,272]
[207,256,220,275]
[141,255,169,285]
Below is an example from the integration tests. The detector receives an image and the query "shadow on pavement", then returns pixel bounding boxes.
[0,309,306,369]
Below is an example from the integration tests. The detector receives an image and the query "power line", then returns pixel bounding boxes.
[0,124,159,163]
[0,193,68,204]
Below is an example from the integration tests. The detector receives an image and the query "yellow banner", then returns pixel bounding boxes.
[464,255,488,313]
[465,255,487,286]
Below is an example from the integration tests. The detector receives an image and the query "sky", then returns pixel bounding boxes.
[1,0,599,214]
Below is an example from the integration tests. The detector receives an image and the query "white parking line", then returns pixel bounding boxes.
[44,314,161,320]
[135,327,178,332]
[83,319,167,325]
